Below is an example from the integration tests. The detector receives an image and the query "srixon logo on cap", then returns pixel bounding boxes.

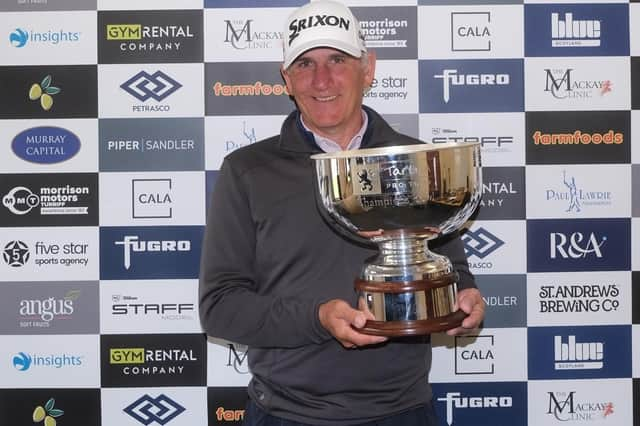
[288,15,351,45]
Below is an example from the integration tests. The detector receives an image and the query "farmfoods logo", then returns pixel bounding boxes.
[212,81,289,97]
[12,351,83,371]
[32,398,64,426]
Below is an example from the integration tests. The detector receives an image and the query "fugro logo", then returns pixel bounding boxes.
[114,236,191,270]
[288,14,351,45]
[100,226,203,280]
[12,126,80,164]
[434,69,509,103]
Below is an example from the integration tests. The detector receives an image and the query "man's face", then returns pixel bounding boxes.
[282,47,376,143]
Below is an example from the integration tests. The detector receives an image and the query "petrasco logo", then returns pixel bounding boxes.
[12,126,80,164]
[462,228,504,259]
[121,71,182,103]
[124,394,185,425]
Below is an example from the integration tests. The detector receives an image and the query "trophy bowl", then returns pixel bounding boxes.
[311,142,482,336]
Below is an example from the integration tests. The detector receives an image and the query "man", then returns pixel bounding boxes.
[199,1,485,425]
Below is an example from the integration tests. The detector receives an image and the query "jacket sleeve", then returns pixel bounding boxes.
[198,159,332,348]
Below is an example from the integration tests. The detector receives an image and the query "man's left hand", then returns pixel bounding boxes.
[446,288,485,336]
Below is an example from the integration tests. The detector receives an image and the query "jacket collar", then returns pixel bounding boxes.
[277,105,401,154]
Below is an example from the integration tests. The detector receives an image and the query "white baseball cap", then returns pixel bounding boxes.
[282,0,366,69]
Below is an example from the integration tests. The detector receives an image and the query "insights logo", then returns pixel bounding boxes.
[12,351,83,371]
[9,27,81,48]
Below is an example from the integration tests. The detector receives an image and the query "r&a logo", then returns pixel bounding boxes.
[550,232,605,259]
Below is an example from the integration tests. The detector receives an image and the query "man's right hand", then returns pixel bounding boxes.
[318,299,388,349]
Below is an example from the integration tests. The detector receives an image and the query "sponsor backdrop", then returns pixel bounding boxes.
[0,0,637,425]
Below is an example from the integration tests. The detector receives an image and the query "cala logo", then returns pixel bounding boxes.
[12,127,80,164]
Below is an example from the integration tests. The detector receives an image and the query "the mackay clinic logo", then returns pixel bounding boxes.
[433,383,525,426]
[0,174,98,227]
[132,179,173,219]
[124,394,185,425]
[101,334,206,387]
[121,70,182,113]
[544,68,613,100]
[224,18,282,51]
[543,170,612,213]
[451,12,491,52]
[12,350,83,372]
[527,219,630,272]
[226,343,249,375]
[12,126,80,164]
[100,226,203,279]
[455,335,495,375]
[419,59,523,113]
[9,26,81,48]
[546,391,615,423]
[99,10,203,63]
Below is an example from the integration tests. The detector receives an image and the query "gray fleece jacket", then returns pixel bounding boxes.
[199,106,476,425]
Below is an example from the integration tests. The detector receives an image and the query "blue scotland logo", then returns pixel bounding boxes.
[9,28,28,47]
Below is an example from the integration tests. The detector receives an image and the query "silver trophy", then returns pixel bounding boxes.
[311,142,482,336]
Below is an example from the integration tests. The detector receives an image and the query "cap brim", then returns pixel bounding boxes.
[283,39,363,69]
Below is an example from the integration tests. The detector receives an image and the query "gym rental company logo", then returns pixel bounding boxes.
[101,334,206,387]
[419,59,523,113]
[524,4,629,57]
[11,126,80,164]
[99,10,203,63]
[476,167,525,220]
[124,394,185,425]
[9,26,81,48]
[451,12,491,52]
[528,325,632,380]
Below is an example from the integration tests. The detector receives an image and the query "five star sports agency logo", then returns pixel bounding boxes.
[3,240,30,267]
